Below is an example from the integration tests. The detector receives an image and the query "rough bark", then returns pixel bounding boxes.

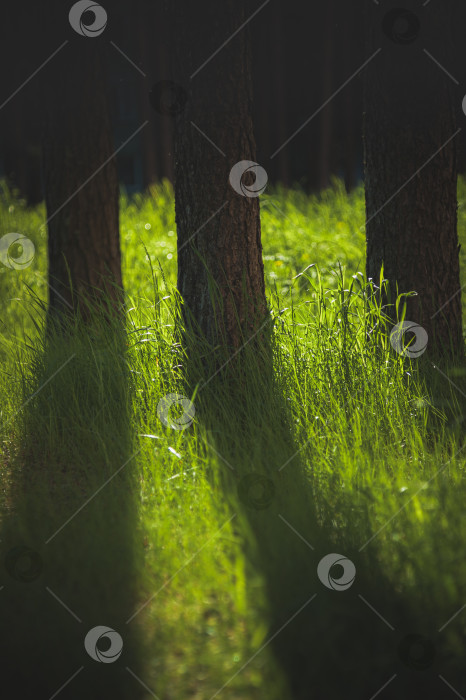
[42,19,122,325]
[364,0,463,355]
[170,0,268,350]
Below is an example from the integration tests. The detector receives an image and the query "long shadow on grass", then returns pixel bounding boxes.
[0,308,146,700]
[184,328,466,700]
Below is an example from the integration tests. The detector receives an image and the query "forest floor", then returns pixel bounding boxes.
[0,179,466,699]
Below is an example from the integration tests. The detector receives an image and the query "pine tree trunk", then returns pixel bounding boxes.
[170,0,267,350]
[42,34,122,324]
[364,0,463,355]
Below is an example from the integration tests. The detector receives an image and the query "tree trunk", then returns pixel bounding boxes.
[319,0,334,191]
[343,2,359,194]
[138,2,159,188]
[42,24,122,325]
[170,0,268,351]
[273,1,290,188]
[364,0,463,355]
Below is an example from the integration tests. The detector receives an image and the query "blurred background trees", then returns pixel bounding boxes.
[7,0,466,202]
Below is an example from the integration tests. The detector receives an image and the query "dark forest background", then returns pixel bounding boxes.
[4,0,466,204]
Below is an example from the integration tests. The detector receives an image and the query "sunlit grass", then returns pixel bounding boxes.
[0,179,465,698]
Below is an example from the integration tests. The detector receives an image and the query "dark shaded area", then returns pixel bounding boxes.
[7,1,466,201]
[0,311,146,699]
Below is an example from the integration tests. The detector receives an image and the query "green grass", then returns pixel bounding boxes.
[1,179,466,699]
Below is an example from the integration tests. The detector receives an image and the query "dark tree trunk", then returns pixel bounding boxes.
[42,21,122,325]
[158,43,175,183]
[273,1,290,188]
[344,85,356,193]
[364,0,463,355]
[343,2,359,194]
[319,0,334,191]
[170,0,268,350]
[138,3,159,187]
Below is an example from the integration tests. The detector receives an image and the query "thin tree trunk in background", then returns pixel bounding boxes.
[138,3,158,187]
[42,35,122,324]
[141,106,158,188]
[344,85,356,193]
[318,0,334,191]
[158,43,175,183]
[170,0,268,350]
[274,1,290,187]
[364,0,463,354]
[344,3,358,193]
[252,31,271,180]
